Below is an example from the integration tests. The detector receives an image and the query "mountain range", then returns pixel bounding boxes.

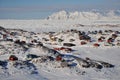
[47,10,120,20]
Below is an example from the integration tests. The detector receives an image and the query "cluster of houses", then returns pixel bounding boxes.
[45,29,120,48]
[1,25,120,50]
[0,26,118,69]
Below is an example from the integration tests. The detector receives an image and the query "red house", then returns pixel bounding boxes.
[9,55,18,61]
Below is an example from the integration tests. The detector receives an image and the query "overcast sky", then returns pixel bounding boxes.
[0,0,120,19]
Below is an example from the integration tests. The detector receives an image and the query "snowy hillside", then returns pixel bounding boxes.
[47,10,120,20]
[0,25,120,80]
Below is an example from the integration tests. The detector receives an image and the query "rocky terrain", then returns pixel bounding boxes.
[0,25,120,80]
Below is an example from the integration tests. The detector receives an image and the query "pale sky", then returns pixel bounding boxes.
[0,0,120,19]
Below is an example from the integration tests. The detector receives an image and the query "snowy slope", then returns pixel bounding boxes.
[0,25,120,80]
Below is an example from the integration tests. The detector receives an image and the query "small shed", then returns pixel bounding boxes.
[9,55,18,61]
[56,55,62,61]
[81,41,87,45]
[93,43,100,47]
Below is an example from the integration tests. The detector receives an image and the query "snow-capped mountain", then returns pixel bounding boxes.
[47,10,120,20]
[47,10,69,20]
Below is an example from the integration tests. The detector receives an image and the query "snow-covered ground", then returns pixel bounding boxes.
[0,10,120,32]
[0,11,120,80]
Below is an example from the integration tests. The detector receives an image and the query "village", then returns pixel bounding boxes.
[0,25,119,67]
[0,24,120,80]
